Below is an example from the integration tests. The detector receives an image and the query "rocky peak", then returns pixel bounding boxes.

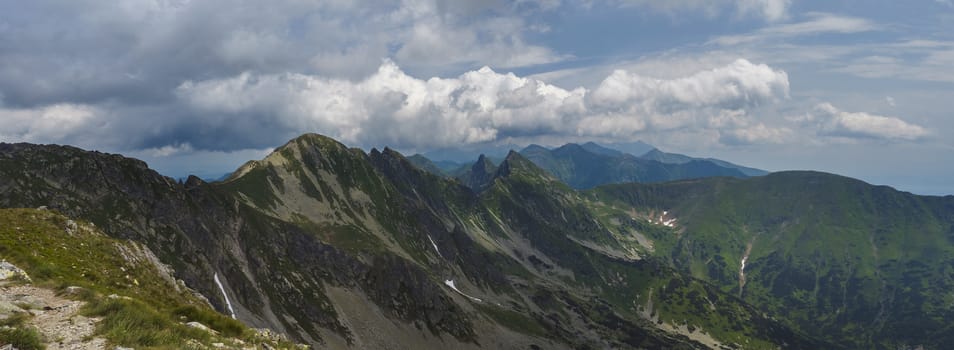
[455,154,499,192]
[472,154,496,174]
[184,175,206,189]
[495,150,550,180]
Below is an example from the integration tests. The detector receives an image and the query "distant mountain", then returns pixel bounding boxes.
[580,141,626,157]
[420,143,517,163]
[600,140,656,157]
[412,142,767,190]
[407,154,446,176]
[516,143,749,189]
[640,148,695,164]
[641,148,769,176]
[454,154,498,192]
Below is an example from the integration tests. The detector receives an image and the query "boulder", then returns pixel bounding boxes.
[0,260,31,282]
[0,300,25,316]
[186,321,217,334]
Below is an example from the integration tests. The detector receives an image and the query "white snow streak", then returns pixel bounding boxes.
[214,272,237,319]
[444,279,482,302]
[427,235,443,258]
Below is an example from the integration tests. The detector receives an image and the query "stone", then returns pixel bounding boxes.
[10,294,47,310]
[0,260,31,282]
[63,286,87,296]
[186,321,217,334]
[0,300,25,315]
[65,219,78,235]
[106,294,132,300]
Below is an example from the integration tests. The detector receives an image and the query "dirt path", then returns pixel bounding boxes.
[0,284,107,349]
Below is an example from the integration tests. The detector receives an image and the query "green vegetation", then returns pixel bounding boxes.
[8,134,949,349]
[0,326,44,350]
[218,163,284,210]
[82,297,211,347]
[591,172,954,348]
[0,208,296,349]
[0,312,44,350]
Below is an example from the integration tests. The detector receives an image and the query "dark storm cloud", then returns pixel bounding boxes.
[0,0,564,151]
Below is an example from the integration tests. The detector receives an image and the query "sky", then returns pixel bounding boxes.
[0,0,952,195]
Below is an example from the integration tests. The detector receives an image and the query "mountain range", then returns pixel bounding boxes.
[409,141,767,190]
[0,134,951,349]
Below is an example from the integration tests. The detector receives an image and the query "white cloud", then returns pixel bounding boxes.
[795,103,929,141]
[0,0,564,109]
[145,143,195,157]
[0,104,103,145]
[588,58,789,109]
[176,58,791,148]
[710,13,877,46]
[720,123,792,145]
[612,0,790,21]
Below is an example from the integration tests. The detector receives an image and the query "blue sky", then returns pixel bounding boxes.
[0,0,952,194]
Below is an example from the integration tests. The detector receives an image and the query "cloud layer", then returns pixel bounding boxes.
[0,0,561,110]
[0,0,945,171]
[172,59,790,149]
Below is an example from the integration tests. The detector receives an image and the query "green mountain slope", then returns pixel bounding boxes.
[640,149,769,177]
[590,172,954,349]
[518,143,749,189]
[0,135,826,349]
[407,154,447,176]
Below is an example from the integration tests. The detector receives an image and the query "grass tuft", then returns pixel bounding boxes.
[82,297,210,347]
[173,305,246,337]
[0,326,45,350]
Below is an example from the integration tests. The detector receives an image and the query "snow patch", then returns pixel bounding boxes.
[444,279,482,302]
[738,240,755,298]
[652,210,677,227]
[427,235,443,258]
[213,273,236,319]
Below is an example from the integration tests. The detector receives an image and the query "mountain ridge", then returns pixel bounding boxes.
[2,134,943,349]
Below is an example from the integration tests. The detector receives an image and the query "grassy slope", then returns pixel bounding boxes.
[481,155,829,349]
[0,208,297,349]
[590,172,954,348]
